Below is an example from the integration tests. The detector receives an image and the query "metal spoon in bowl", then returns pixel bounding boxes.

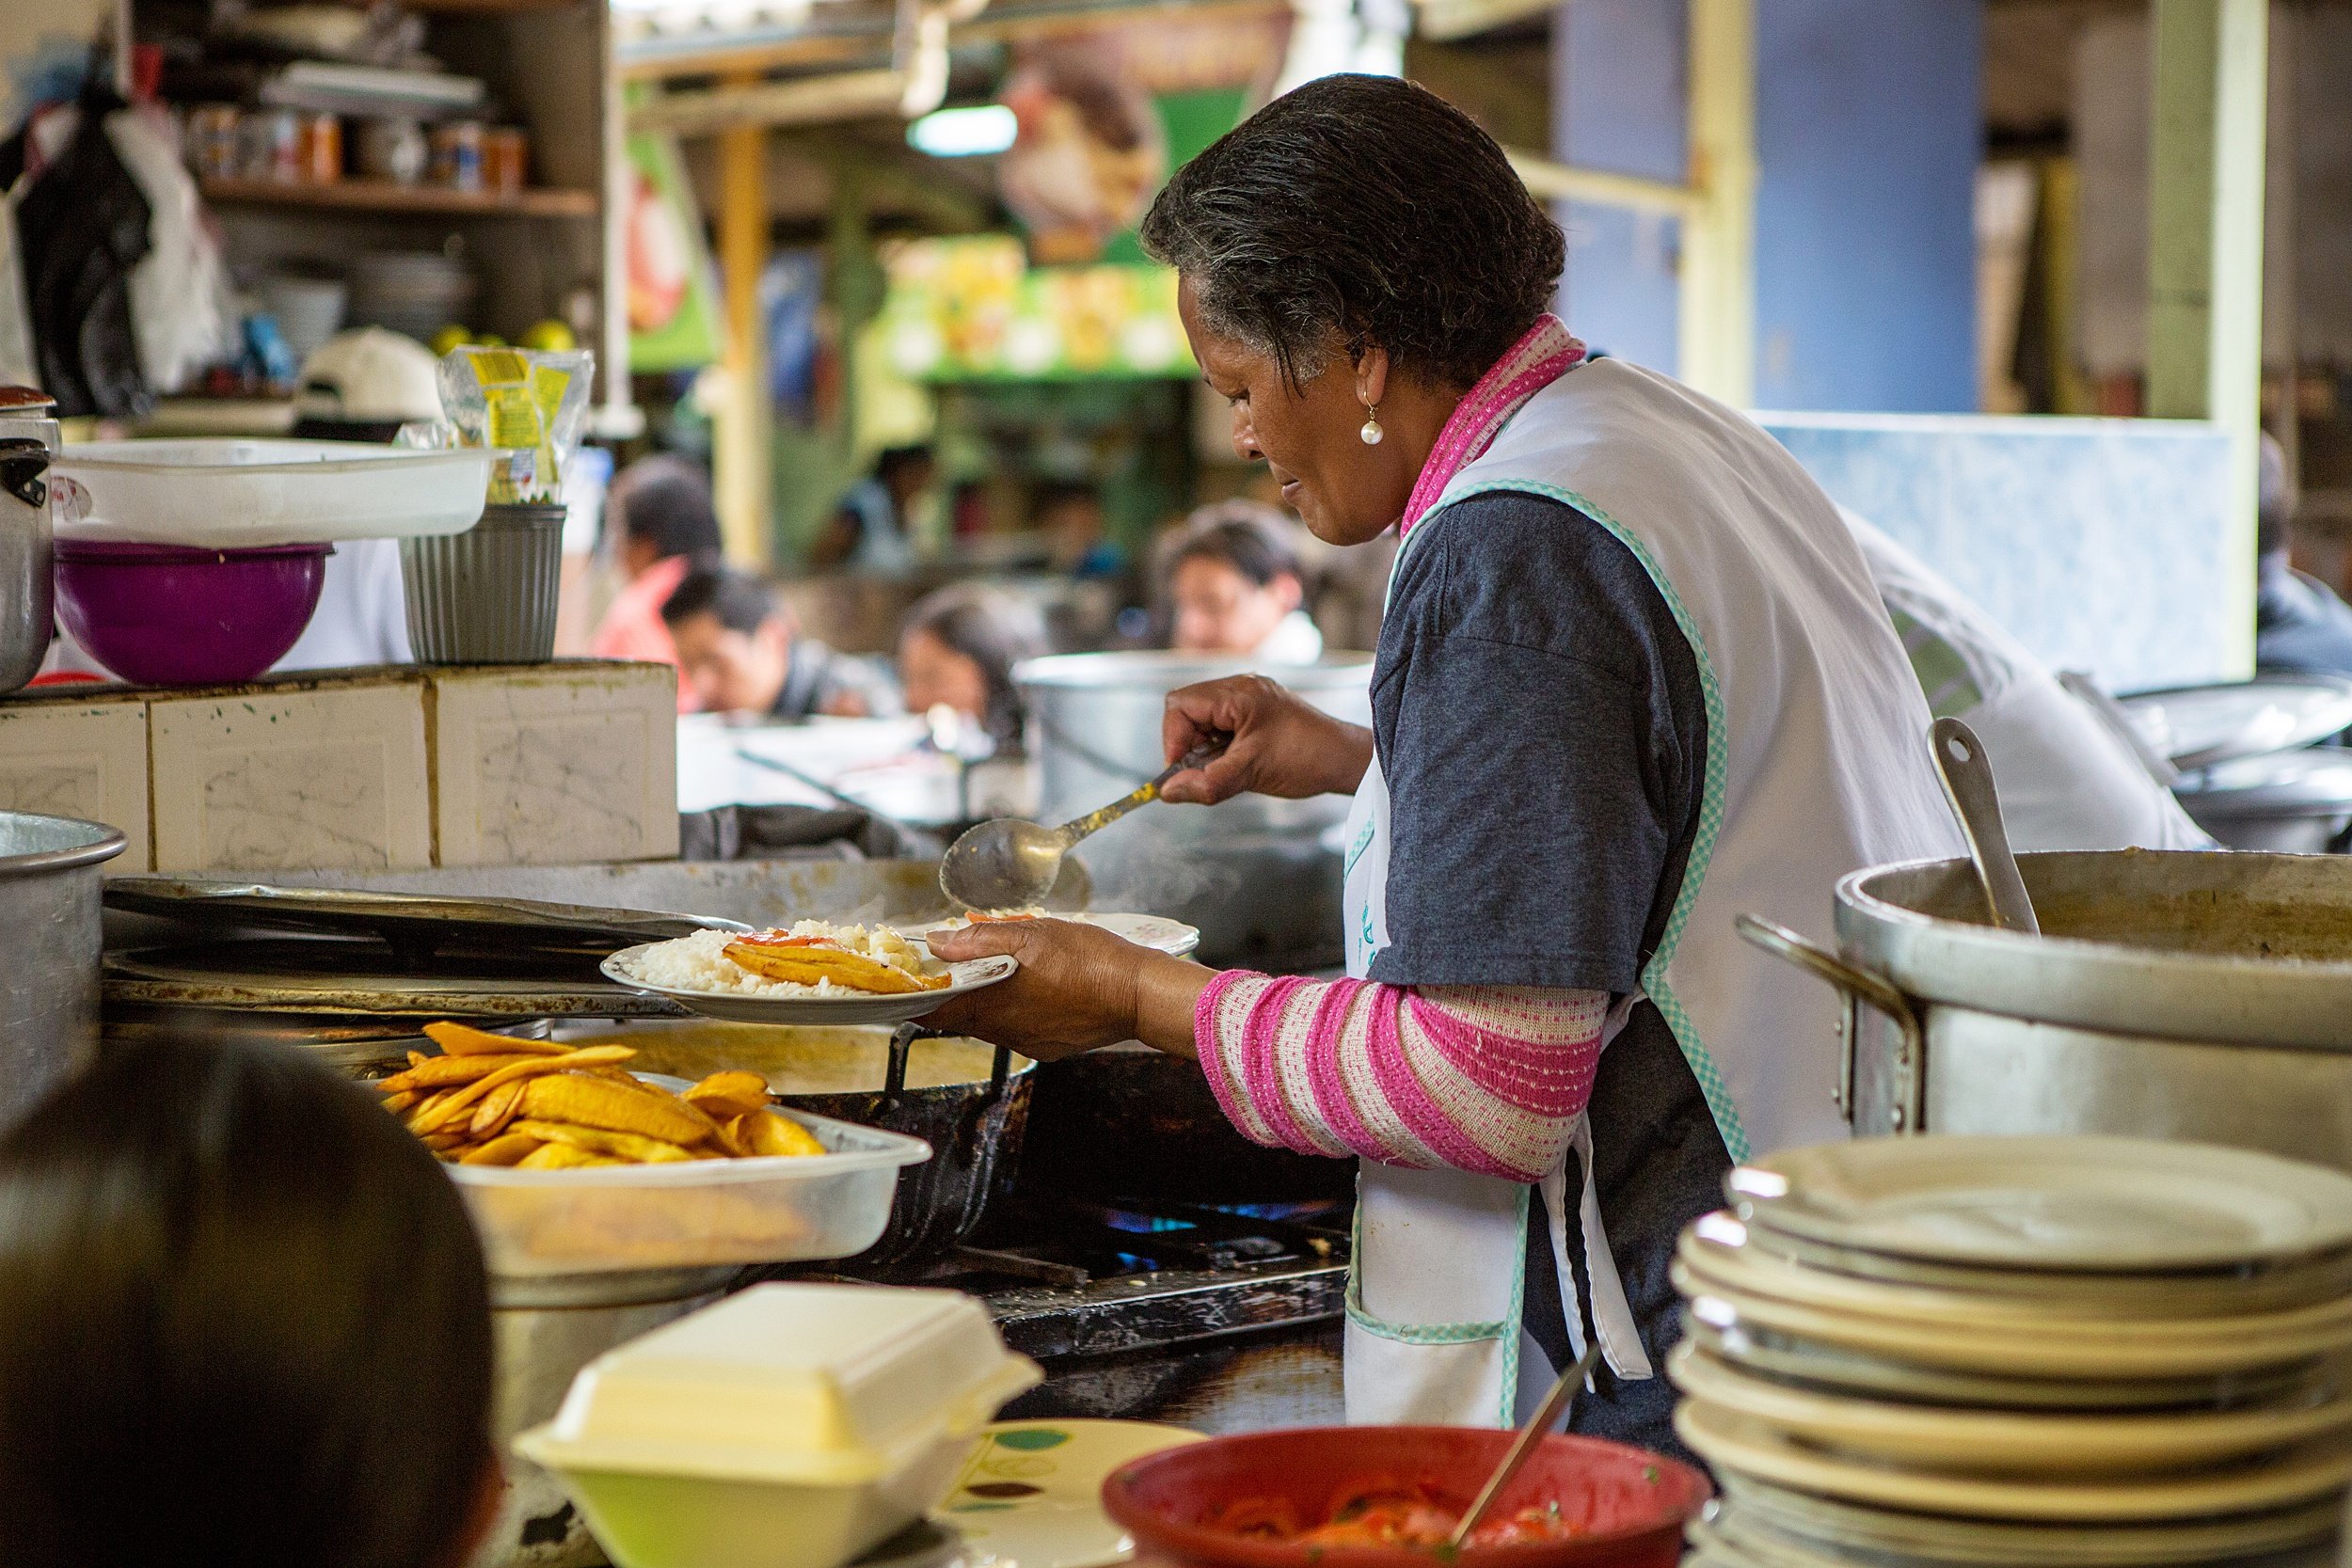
[1448,1338,1604,1552]
[939,742,1222,912]
[1928,716,2040,935]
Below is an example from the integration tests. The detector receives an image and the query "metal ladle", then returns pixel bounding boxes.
[1929,716,2040,935]
[939,743,1221,911]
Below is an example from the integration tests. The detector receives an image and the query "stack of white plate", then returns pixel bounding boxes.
[1670,1134,2352,1567]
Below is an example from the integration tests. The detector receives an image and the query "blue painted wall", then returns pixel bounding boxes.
[1549,0,1983,412]
[1550,0,1685,375]
[1753,0,1982,411]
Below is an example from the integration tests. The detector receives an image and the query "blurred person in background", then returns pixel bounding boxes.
[898,584,1048,753]
[813,445,934,572]
[2254,435,2352,677]
[0,1035,496,1568]
[592,454,725,710]
[1037,481,1126,579]
[663,564,901,721]
[1162,501,1324,662]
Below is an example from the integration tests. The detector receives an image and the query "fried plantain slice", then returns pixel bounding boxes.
[738,1109,826,1158]
[510,1119,705,1164]
[375,1053,545,1093]
[424,1021,573,1057]
[516,1143,625,1169]
[458,1132,547,1166]
[684,1070,771,1122]
[406,1045,637,1134]
[723,938,948,994]
[516,1072,710,1147]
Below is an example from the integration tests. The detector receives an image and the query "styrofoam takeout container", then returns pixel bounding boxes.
[516,1284,1043,1568]
[450,1109,930,1276]
[51,438,492,547]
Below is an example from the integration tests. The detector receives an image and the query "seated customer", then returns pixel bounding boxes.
[898,583,1047,752]
[0,1035,497,1568]
[593,454,726,711]
[1162,502,1324,662]
[663,564,902,721]
[2255,435,2352,677]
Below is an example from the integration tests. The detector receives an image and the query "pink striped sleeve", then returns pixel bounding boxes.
[1192,970,1606,1181]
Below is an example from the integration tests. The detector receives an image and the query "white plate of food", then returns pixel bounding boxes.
[602,921,1017,1026]
[910,910,1201,958]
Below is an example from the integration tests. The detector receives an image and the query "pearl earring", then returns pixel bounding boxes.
[1359,403,1383,446]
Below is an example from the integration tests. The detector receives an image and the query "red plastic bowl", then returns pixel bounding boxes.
[1103,1427,1708,1568]
[54,539,330,686]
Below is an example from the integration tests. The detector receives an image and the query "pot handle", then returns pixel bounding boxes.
[882,1021,918,1106]
[1734,914,1924,1132]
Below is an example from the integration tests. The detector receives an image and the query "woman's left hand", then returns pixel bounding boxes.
[924,919,1211,1061]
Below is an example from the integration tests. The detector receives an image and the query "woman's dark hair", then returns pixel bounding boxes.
[1139,73,1565,391]
[0,1036,494,1568]
[901,583,1046,746]
[609,452,723,562]
[1164,502,1302,591]
[663,564,780,636]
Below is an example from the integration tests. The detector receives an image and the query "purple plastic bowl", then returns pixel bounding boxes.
[53,540,332,686]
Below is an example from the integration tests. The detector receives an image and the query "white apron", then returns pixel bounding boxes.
[1341,359,1963,1427]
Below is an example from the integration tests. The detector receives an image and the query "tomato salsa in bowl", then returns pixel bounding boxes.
[1102,1427,1708,1568]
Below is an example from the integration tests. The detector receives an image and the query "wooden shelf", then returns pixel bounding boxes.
[406,0,587,12]
[200,176,597,219]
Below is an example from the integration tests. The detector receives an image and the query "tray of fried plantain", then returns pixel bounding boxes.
[380,1023,931,1275]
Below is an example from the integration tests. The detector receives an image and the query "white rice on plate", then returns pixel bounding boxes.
[614,921,945,998]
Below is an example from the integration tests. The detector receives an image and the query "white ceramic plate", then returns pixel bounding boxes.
[2117,676,2352,769]
[1729,1135,2352,1272]
[1735,1213,2352,1316]
[936,1419,1205,1568]
[1667,1342,2352,1479]
[1679,1318,2319,1412]
[1675,1264,2352,1378]
[600,944,1017,1027]
[1714,1474,2346,1565]
[1678,1216,2335,1329]
[1677,1398,2352,1522]
[912,912,1201,958]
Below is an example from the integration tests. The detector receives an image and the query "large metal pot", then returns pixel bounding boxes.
[0,388,57,694]
[1017,652,1373,970]
[1739,850,2352,1172]
[1,812,127,1130]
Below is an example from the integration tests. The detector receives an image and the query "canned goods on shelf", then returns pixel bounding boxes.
[297,111,342,183]
[188,103,241,181]
[430,120,486,193]
[485,126,528,196]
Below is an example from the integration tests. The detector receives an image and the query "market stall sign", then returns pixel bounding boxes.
[878,236,1190,383]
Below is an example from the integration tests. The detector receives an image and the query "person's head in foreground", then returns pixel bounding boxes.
[663,564,795,715]
[0,1035,496,1568]
[1163,503,1310,657]
[608,453,723,580]
[1139,73,1563,546]
[898,583,1046,748]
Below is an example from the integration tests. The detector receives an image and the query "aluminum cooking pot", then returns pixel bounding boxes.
[0,812,127,1130]
[1739,850,2352,1174]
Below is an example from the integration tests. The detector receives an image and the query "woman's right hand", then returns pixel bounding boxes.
[1160,675,1375,804]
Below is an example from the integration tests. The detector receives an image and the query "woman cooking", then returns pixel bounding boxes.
[930,74,1961,1457]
